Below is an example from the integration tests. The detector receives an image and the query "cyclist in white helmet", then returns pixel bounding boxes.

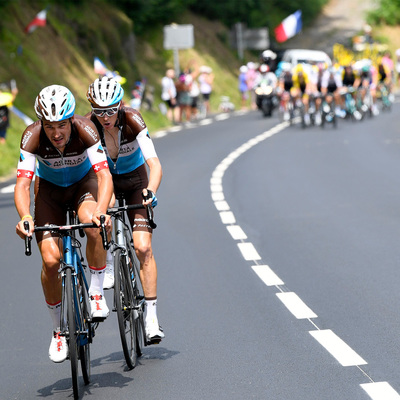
[86,77,164,344]
[15,84,113,363]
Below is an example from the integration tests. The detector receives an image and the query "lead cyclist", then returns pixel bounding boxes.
[86,77,164,344]
[14,85,113,363]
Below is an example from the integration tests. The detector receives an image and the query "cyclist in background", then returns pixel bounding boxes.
[86,77,165,344]
[277,62,294,121]
[14,85,113,363]
[356,61,379,116]
[320,66,346,118]
[292,64,312,125]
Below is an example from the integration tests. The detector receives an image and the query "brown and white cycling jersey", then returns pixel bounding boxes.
[17,115,109,187]
[89,107,157,175]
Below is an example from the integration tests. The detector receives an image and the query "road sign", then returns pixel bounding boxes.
[163,24,194,50]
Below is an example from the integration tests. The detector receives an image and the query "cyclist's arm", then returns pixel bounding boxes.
[14,132,38,237]
[145,157,162,196]
[15,177,34,238]
[136,127,162,195]
[86,142,113,224]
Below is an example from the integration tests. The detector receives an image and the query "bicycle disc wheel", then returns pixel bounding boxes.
[78,271,91,385]
[65,268,79,399]
[114,248,137,369]
[127,240,145,355]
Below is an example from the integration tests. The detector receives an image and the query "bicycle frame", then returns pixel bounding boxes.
[59,210,92,347]
[110,196,145,318]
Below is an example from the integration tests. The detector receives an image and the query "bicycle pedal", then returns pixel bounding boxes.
[146,337,162,346]
[91,316,107,323]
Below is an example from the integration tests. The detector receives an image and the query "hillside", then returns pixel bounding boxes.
[0,0,394,179]
[0,0,258,178]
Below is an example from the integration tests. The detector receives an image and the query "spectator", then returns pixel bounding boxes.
[175,71,192,123]
[186,60,200,120]
[396,49,400,86]
[161,69,179,123]
[238,65,248,110]
[246,62,258,109]
[198,66,214,116]
[0,82,18,144]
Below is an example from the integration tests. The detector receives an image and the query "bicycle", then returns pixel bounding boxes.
[106,193,157,369]
[24,208,107,400]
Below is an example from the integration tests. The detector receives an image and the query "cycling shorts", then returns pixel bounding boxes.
[112,164,152,233]
[34,169,98,243]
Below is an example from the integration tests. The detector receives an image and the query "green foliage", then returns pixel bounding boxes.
[368,0,400,26]
[113,0,192,35]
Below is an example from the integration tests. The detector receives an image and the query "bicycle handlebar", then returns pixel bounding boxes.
[107,203,157,230]
[23,217,108,256]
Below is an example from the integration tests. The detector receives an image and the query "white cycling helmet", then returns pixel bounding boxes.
[86,76,124,108]
[35,85,76,121]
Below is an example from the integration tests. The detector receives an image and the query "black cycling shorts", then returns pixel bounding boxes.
[34,169,98,242]
[112,164,152,233]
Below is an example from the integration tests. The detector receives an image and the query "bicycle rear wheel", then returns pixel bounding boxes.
[114,248,137,369]
[78,271,91,385]
[65,268,79,399]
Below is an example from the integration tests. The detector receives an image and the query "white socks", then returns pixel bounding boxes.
[106,248,113,268]
[145,298,158,325]
[89,265,106,296]
[47,301,62,331]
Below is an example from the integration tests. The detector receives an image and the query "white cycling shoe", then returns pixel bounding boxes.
[49,330,68,363]
[90,293,109,320]
[145,319,165,344]
[103,263,114,290]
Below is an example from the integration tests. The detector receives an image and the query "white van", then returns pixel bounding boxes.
[281,49,332,67]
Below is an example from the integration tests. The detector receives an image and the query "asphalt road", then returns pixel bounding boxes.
[1,105,400,400]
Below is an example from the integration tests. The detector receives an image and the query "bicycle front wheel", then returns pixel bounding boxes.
[65,268,79,399]
[114,248,137,369]
[78,271,91,385]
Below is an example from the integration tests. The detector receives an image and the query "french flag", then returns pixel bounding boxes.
[274,10,302,43]
[24,9,47,34]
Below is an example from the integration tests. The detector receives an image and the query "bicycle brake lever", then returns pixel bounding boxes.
[23,221,32,256]
[146,205,157,229]
[99,215,109,250]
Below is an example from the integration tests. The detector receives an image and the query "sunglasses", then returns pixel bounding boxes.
[92,103,120,117]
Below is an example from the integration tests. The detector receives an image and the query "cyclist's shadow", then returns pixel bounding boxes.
[37,348,179,397]
[93,347,180,368]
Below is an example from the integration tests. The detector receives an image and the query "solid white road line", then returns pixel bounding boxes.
[360,382,400,400]
[251,265,284,286]
[276,292,317,319]
[309,329,367,367]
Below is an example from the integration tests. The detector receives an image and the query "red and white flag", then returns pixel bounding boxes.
[24,9,47,34]
[274,10,302,43]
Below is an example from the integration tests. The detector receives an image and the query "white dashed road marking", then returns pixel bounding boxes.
[277,292,318,319]
[210,121,400,399]
[309,329,367,366]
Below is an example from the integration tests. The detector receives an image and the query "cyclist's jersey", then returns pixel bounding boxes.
[292,73,309,93]
[342,70,357,87]
[16,116,108,187]
[321,70,342,93]
[89,107,157,176]
[281,72,293,92]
